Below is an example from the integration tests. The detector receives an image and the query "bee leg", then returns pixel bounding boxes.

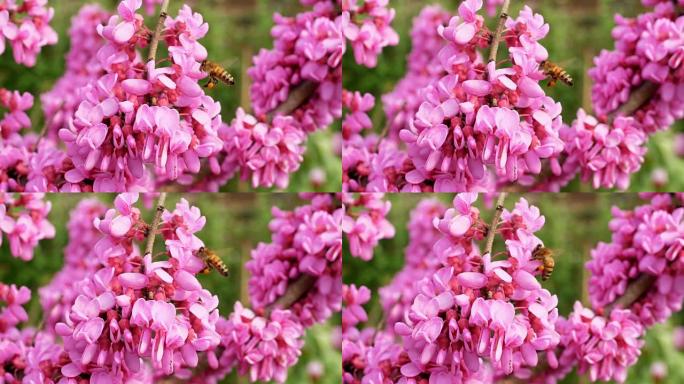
[547,79,556,87]
[200,266,212,274]
[204,77,216,89]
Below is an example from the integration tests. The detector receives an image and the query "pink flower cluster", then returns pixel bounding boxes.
[41,4,111,140]
[342,283,409,384]
[0,282,30,332]
[345,0,684,191]
[555,110,647,190]
[0,132,70,192]
[345,1,568,192]
[246,193,342,326]
[342,2,432,193]
[0,0,57,66]
[586,193,684,326]
[188,193,342,384]
[590,1,684,134]
[341,192,394,260]
[0,88,32,139]
[216,301,305,383]
[543,302,645,383]
[54,194,221,381]
[537,0,684,191]
[0,283,66,384]
[342,95,412,192]
[0,87,75,192]
[2,194,343,383]
[0,192,54,261]
[215,0,343,190]
[343,194,561,382]
[533,193,684,384]
[40,198,107,332]
[399,2,564,191]
[218,110,306,190]
[397,195,559,381]
[56,1,224,191]
[342,90,374,139]
[379,199,446,330]
[342,0,399,68]
[381,5,451,139]
[4,0,345,192]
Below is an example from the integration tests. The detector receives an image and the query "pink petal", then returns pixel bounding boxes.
[400,363,421,377]
[514,270,540,290]
[463,80,492,97]
[457,272,488,289]
[118,273,149,289]
[113,22,135,44]
[175,270,202,291]
[122,79,151,96]
[110,215,132,237]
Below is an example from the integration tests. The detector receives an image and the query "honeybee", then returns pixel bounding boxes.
[541,60,573,87]
[532,244,555,281]
[200,60,235,89]
[197,247,229,276]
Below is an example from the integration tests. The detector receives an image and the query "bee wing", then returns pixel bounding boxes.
[200,247,240,262]
[223,58,239,70]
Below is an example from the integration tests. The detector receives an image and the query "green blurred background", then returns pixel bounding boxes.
[0,0,341,192]
[341,0,684,192]
[0,193,341,384]
[343,193,684,384]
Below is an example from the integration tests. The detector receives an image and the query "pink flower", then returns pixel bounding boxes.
[218,302,305,383]
[341,193,394,261]
[553,302,644,383]
[247,194,342,327]
[0,193,55,261]
[343,0,399,68]
[560,110,647,190]
[0,0,57,67]
[221,109,307,189]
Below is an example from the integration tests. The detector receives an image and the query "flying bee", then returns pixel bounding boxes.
[532,244,555,281]
[197,247,230,276]
[200,60,235,89]
[541,60,573,87]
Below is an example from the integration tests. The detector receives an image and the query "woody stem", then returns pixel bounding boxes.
[147,0,170,62]
[484,193,507,257]
[144,193,167,257]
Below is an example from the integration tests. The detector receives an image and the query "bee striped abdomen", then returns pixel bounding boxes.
[201,60,235,86]
[532,245,555,281]
[541,60,573,87]
[198,247,229,276]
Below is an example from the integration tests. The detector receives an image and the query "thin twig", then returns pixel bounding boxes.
[604,273,657,315]
[488,0,511,63]
[265,274,317,314]
[266,81,318,121]
[144,193,167,256]
[484,192,507,256]
[147,0,170,62]
[607,81,659,122]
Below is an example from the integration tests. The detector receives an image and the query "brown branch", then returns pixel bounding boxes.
[607,81,659,122]
[147,0,170,62]
[604,273,657,315]
[266,81,318,121]
[484,192,507,256]
[144,193,167,256]
[265,274,317,314]
[488,0,511,63]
